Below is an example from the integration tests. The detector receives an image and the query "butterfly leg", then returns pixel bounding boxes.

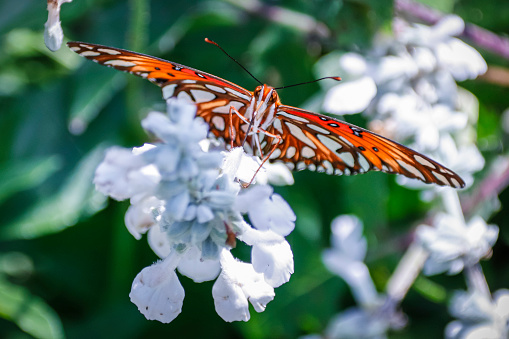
[242,130,283,188]
[228,105,252,148]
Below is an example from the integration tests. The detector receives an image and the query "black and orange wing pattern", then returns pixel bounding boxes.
[68,41,465,188]
[265,105,464,188]
[67,41,253,146]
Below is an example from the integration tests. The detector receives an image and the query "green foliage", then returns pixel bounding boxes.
[0,0,508,338]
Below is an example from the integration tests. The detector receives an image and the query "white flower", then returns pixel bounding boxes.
[94,147,161,201]
[177,246,221,283]
[435,38,487,81]
[251,240,294,287]
[213,249,275,322]
[418,214,499,275]
[445,290,509,339]
[323,76,377,115]
[125,196,163,240]
[322,215,379,307]
[95,99,296,323]
[129,253,185,323]
[44,0,72,51]
[325,303,406,339]
[235,185,296,236]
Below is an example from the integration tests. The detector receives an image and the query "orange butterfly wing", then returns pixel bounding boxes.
[67,41,253,146]
[265,105,465,188]
[68,42,464,188]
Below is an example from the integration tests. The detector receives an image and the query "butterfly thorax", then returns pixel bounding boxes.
[247,84,280,131]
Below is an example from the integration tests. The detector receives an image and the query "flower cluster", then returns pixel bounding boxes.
[319,15,486,189]
[94,99,296,323]
[314,15,504,338]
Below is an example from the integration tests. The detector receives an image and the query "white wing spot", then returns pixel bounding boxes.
[286,146,296,159]
[338,152,355,167]
[212,101,245,114]
[269,148,282,159]
[301,146,316,158]
[285,162,295,170]
[338,136,354,147]
[322,160,334,175]
[181,80,196,84]
[284,122,316,149]
[414,155,435,168]
[451,178,461,188]
[70,46,80,52]
[296,162,306,170]
[190,89,216,103]
[358,154,371,172]
[211,116,225,131]
[317,134,343,154]
[273,118,284,134]
[205,84,227,93]
[440,167,454,175]
[433,171,449,185]
[397,159,425,181]
[103,60,137,67]
[162,84,178,99]
[278,111,309,123]
[225,87,250,101]
[80,51,101,57]
[97,48,122,55]
[177,91,193,102]
[308,163,316,171]
[243,143,253,154]
[334,168,343,175]
[79,44,93,49]
[316,166,325,173]
[307,124,330,134]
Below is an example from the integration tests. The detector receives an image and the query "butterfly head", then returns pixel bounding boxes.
[254,85,281,107]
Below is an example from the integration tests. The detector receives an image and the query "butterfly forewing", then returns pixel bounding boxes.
[268,105,464,188]
[67,41,253,146]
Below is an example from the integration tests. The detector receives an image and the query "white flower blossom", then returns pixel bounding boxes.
[319,15,486,194]
[325,304,406,339]
[44,0,72,51]
[445,290,509,339]
[94,99,295,323]
[213,249,275,322]
[417,214,499,275]
[129,253,184,324]
[322,215,379,307]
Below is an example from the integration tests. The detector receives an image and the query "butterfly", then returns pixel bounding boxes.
[67,41,465,188]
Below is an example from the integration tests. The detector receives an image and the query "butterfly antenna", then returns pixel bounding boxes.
[274,76,342,90]
[205,38,263,86]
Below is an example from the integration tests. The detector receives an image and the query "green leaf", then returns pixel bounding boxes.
[0,275,64,339]
[0,146,108,240]
[68,72,126,135]
[413,276,447,303]
[0,156,62,205]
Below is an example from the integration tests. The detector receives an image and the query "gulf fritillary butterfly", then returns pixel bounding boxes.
[67,41,465,188]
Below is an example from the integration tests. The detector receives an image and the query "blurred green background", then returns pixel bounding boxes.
[1,0,508,338]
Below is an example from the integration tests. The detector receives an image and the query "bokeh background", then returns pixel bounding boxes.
[1,0,509,338]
